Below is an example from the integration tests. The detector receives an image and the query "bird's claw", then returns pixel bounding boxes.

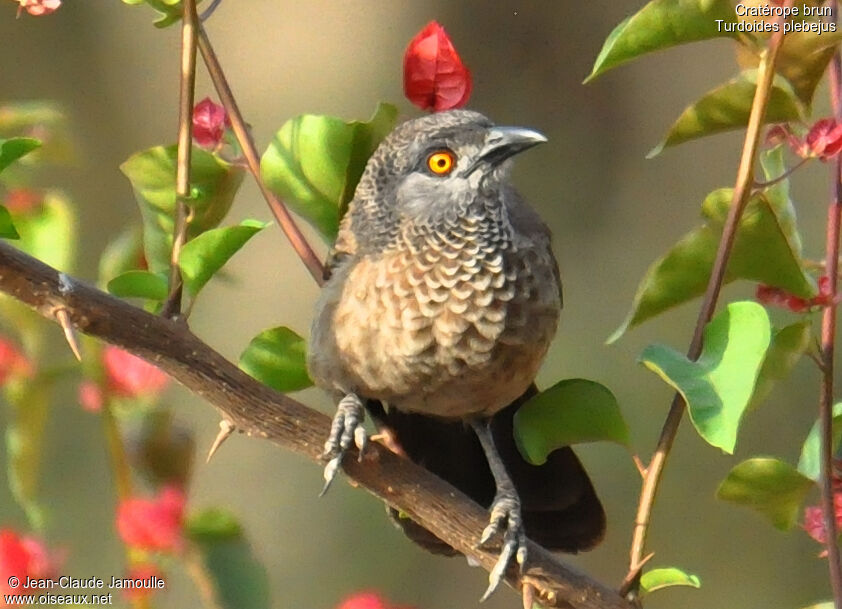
[476,490,527,602]
[320,393,367,496]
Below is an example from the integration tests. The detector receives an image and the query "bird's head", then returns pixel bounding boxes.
[352,110,546,227]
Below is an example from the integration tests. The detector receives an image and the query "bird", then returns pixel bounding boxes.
[307,109,604,599]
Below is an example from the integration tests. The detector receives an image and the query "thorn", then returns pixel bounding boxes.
[370,427,407,457]
[632,454,648,478]
[55,308,81,361]
[618,551,655,598]
[521,582,535,609]
[206,419,235,463]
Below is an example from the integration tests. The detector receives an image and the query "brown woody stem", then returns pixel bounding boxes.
[163,0,200,318]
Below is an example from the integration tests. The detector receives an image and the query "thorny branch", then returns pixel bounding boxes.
[0,242,631,609]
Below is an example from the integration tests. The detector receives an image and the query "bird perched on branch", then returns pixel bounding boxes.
[308,110,604,598]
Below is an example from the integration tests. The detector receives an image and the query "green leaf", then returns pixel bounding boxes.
[0,102,73,165]
[260,102,398,242]
[0,193,76,359]
[5,378,53,530]
[639,567,701,596]
[0,206,19,240]
[716,457,814,530]
[179,219,268,298]
[120,145,245,273]
[186,508,270,609]
[98,225,145,288]
[513,379,628,465]
[649,72,804,157]
[758,145,804,258]
[239,327,312,393]
[738,29,842,107]
[749,321,811,410]
[13,191,76,272]
[798,403,842,482]
[107,270,169,301]
[586,0,737,82]
[187,507,243,540]
[640,302,770,453]
[0,138,41,174]
[121,0,183,27]
[610,187,814,342]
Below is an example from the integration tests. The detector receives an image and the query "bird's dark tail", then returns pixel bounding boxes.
[367,385,605,556]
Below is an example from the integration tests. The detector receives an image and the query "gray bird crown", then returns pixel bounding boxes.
[340,109,541,258]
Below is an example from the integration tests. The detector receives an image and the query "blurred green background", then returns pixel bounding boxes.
[0,1,838,608]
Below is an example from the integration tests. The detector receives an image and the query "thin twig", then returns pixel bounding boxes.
[196,26,326,285]
[0,243,630,609]
[624,3,794,594]
[753,156,810,189]
[163,0,200,318]
[819,9,842,604]
[199,0,223,22]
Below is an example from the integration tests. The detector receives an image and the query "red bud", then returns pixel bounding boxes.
[804,118,842,161]
[192,97,229,150]
[403,21,472,112]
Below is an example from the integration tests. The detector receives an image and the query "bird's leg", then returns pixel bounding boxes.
[470,418,527,601]
[320,392,368,496]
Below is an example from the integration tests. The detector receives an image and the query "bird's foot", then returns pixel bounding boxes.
[476,488,527,602]
[320,393,367,496]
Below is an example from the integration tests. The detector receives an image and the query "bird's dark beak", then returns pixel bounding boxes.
[474,126,547,169]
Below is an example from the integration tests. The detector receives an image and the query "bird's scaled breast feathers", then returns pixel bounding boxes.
[322,214,561,418]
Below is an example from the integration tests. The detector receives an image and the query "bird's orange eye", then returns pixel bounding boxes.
[427,150,455,175]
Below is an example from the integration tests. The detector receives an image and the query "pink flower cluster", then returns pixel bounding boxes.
[78,345,169,413]
[0,530,59,602]
[116,485,186,553]
[13,0,60,17]
[768,119,842,161]
[755,276,834,313]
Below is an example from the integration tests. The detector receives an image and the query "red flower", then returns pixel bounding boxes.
[803,493,842,555]
[338,593,389,609]
[0,530,57,599]
[804,118,842,161]
[403,21,472,112]
[805,505,829,545]
[0,338,33,386]
[77,381,104,413]
[4,189,42,215]
[192,98,229,150]
[116,486,186,553]
[766,124,804,154]
[755,278,835,313]
[103,346,168,399]
[337,592,415,609]
[120,564,164,602]
[14,0,60,17]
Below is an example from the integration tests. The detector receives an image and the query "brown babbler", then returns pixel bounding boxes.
[308,109,604,598]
